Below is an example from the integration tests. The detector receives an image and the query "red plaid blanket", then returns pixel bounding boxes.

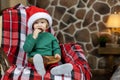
[1,4,91,80]
[2,4,29,66]
[60,43,91,80]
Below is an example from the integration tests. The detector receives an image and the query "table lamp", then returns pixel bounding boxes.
[106,12,120,46]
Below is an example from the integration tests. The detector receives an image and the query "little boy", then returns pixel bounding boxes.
[23,6,73,80]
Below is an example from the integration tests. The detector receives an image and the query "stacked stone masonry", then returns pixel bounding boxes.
[28,0,120,71]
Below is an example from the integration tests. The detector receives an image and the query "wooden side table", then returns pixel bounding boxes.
[98,47,120,70]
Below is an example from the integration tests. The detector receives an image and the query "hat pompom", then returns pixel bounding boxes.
[27,6,52,30]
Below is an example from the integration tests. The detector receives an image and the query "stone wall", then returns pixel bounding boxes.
[28,0,120,71]
[0,0,27,13]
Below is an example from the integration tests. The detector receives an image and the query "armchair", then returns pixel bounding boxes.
[1,4,91,80]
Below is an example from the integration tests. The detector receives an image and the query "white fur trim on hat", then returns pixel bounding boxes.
[28,12,52,30]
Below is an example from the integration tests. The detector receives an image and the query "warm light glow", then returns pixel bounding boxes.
[106,12,120,46]
[106,13,120,28]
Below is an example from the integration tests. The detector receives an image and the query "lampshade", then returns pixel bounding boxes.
[106,13,120,28]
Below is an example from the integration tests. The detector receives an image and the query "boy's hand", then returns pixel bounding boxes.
[33,29,42,39]
[54,54,61,60]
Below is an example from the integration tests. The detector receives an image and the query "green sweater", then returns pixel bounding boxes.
[23,32,61,58]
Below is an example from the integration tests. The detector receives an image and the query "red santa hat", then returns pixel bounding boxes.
[27,6,52,30]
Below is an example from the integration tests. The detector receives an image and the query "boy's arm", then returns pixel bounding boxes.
[52,38,61,56]
[23,34,36,53]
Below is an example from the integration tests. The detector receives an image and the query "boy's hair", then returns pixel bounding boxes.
[32,19,49,30]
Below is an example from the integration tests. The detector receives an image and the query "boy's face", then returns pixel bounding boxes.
[33,18,49,31]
